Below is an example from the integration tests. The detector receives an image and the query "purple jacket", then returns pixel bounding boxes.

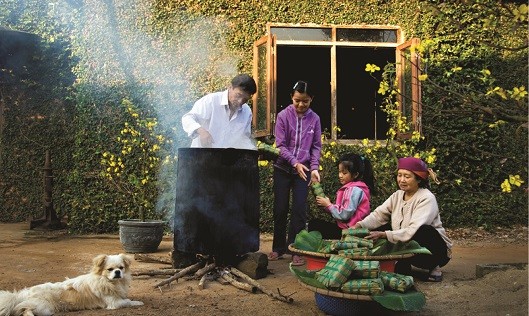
[274,104,322,173]
[325,181,371,229]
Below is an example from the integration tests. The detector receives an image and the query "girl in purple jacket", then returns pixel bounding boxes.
[311,153,375,240]
[268,80,322,266]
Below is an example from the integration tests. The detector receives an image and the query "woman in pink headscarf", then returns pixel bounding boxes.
[352,157,452,282]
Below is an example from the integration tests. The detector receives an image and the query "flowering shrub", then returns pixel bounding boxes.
[100,99,174,221]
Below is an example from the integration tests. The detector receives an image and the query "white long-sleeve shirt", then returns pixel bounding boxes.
[357,188,452,249]
[181,90,255,149]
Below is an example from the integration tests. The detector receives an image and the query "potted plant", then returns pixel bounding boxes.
[101,99,173,253]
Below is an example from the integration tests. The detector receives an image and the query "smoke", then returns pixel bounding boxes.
[37,1,241,221]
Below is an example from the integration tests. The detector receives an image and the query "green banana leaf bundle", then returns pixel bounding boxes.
[315,255,355,289]
[293,230,323,252]
[338,247,369,257]
[341,227,370,237]
[379,271,415,293]
[342,235,374,248]
[330,241,359,251]
[350,260,380,279]
[341,278,384,295]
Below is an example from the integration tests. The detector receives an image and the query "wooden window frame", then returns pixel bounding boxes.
[396,38,422,139]
[252,34,276,138]
[252,24,421,141]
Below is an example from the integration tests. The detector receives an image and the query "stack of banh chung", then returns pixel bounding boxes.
[315,228,416,295]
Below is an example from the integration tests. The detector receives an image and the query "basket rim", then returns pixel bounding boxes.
[297,279,374,301]
[288,243,415,260]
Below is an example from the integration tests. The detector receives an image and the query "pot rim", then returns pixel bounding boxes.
[118,219,166,226]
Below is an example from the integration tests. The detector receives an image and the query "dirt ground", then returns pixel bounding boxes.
[0,222,527,316]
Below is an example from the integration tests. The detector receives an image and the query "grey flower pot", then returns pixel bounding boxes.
[118,219,165,253]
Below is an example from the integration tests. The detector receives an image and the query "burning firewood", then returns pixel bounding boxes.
[132,268,182,276]
[154,261,203,288]
[134,253,173,265]
[219,270,258,293]
[229,267,294,303]
[194,262,216,278]
[198,274,208,290]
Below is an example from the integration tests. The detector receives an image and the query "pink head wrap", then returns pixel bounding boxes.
[397,157,429,180]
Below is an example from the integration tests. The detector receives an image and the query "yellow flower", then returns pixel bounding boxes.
[509,175,525,187]
[501,179,512,193]
[258,160,269,167]
[330,141,336,147]
[365,63,381,73]
[362,138,369,146]
[487,87,507,100]
[510,86,527,100]
[488,120,506,128]
[513,4,528,22]
[418,74,428,81]
[455,179,462,185]
[425,155,436,164]
[378,81,389,95]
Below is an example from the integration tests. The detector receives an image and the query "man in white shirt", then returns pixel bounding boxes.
[181,74,257,149]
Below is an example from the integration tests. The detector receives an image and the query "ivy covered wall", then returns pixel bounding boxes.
[0,0,526,232]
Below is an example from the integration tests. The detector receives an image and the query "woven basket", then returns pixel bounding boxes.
[299,281,387,315]
[314,293,387,316]
[288,243,415,261]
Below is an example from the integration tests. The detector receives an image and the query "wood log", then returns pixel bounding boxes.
[134,253,172,265]
[154,261,203,288]
[230,267,294,303]
[220,272,257,293]
[198,274,208,290]
[194,262,216,278]
[133,268,182,276]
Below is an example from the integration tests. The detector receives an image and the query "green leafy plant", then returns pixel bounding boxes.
[100,98,173,222]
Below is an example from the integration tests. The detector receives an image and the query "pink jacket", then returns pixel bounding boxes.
[325,181,371,229]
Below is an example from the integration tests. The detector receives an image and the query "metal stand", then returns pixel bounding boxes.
[30,150,65,230]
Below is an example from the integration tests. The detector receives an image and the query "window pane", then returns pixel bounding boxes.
[271,27,331,41]
[337,29,397,43]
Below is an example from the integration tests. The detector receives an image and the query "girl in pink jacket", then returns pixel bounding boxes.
[311,153,375,239]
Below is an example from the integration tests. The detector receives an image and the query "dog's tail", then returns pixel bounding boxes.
[0,290,19,316]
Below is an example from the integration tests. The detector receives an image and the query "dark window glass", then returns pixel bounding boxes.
[336,29,397,43]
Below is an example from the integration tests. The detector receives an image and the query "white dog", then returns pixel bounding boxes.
[0,253,143,316]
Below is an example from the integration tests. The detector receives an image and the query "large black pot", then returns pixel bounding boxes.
[173,148,260,265]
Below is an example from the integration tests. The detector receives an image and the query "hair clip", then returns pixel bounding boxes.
[293,81,307,93]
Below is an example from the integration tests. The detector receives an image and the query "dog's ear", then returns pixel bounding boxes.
[119,253,133,268]
[92,254,107,274]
